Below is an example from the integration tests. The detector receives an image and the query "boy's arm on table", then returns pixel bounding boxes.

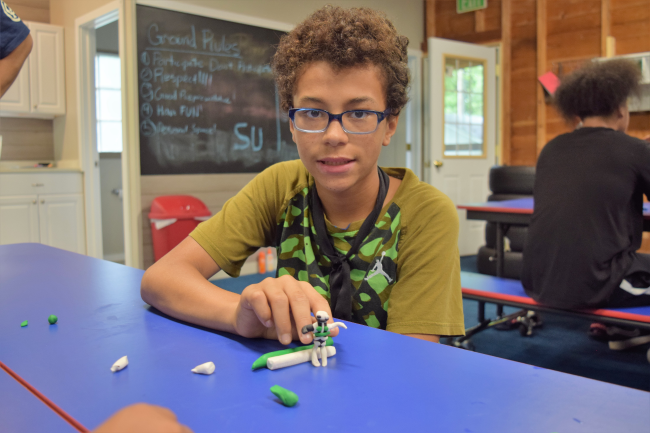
[140,237,336,345]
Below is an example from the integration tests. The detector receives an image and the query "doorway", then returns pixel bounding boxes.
[426,37,498,256]
[76,2,129,264]
[95,21,125,264]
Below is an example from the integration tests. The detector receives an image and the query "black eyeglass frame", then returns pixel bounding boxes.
[288,108,392,134]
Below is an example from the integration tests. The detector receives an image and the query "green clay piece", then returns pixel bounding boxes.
[48,315,58,325]
[20,320,28,327]
[270,385,299,407]
[251,339,333,370]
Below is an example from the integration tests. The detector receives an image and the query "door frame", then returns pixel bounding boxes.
[406,48,423,179]
[76,2,137,265]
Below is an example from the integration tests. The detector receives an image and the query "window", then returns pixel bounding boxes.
[443,56,486,157]
[95,53,122,153]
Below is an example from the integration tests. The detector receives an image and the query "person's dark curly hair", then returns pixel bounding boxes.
[272,5,410,115]
[554,59,641,121]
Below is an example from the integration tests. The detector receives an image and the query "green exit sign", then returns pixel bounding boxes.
[457,0,487,14]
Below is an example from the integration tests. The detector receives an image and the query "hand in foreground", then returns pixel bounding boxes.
[643,134,650,143]
[234,275,339,345]
[93,403,192,433]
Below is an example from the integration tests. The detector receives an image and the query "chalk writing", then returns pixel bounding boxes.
[137,5,298,174]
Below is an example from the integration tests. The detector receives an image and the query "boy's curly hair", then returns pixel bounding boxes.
[272,5,410,115]
[554,59,641,121]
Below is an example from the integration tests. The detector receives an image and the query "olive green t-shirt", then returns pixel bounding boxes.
[190,160,464,336]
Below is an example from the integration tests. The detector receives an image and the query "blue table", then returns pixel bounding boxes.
[458,198,650,290]
[1,243,649,432]
[0,367,78,433]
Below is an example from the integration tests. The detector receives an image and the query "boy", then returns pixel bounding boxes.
[522,60,650,348]
[1,1,33,96]
[141,6,464,345]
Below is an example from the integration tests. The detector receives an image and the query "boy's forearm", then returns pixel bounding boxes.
[141,262,240,334]
[0,34,32,97]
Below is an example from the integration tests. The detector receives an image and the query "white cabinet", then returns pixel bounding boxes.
[0,22,66,118]
[0,172,85,254]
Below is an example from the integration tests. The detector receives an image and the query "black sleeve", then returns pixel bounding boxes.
[639,142,650,200]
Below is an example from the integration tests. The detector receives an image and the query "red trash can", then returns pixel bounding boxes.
[148,195,211,262]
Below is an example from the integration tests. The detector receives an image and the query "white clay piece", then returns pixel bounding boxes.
[110,356,129,372]
[191,361,215,375]
[267,346,336,370]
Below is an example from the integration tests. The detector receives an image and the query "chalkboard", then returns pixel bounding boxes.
[136,5,298,175]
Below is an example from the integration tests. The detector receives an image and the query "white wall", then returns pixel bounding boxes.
[180,0,424,50]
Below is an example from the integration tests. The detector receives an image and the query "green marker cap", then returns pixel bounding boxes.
[48,315,58,325]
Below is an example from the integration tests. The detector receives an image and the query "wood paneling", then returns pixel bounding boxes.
[536,0,547,155]
[428,0,650,165]
[500,0,512,164]
[140,173,256,269]
[611,0,650,138]
[434,0,502,43]
[510,0,537,166]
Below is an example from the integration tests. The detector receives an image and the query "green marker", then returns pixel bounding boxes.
[48,315,58,325]
[251,339,333,370]
[20,320,28,327]
[270,385,299,407]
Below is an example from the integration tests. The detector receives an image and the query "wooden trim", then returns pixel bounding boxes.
[501,0,512,165]
[601,0,611,57]
[475,9,486,33]
[124,0,144,268]
[536,0,547,155]
[423,0,436,52]
[451,29,502,44]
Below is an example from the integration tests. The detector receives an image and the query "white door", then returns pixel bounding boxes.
[38,194,85,254]
[0,196,39,244]
[27,22,66,116]
[427,37,496,256]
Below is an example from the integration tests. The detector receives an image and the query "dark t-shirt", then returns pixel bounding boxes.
[522,127,650,308]
[1,1,30,59]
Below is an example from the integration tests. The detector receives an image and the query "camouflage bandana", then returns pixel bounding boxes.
[310,167,389,321]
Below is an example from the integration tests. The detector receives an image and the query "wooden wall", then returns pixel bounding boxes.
[427,0,650,166]
[0,0,53,162]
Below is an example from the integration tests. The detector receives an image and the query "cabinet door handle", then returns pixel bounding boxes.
[32,200,36,204]
[34,104,38,109]
[41,199,45,204]
[32,183,44,187]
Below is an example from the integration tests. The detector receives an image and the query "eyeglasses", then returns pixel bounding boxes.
[288,108,391,134]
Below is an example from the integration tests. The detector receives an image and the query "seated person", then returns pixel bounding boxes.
[522,60,650,347]
[141,6,464,345]
[0,1,32,97]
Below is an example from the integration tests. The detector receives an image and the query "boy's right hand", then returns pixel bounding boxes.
[234,275,339,345]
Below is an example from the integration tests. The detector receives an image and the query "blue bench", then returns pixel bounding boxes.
[459,271,650,357]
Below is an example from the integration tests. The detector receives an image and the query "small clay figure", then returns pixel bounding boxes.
[301,311,347,367]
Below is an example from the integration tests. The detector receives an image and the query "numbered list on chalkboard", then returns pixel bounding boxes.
[136,5,298,175]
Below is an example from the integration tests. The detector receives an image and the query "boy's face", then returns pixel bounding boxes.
[290,61,398,195]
